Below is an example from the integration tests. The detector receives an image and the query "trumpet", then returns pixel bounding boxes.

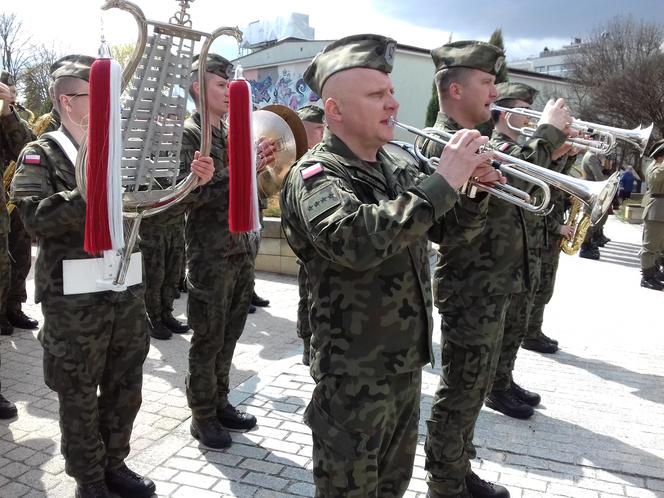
[489,104,653,156]
[390,118,620,225]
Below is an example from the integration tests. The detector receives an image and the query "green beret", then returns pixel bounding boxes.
[297,105,325,124]
[650,140,664,159]
[0,70,16,86]
[304,34,397,96]
[50,54,95,81]
[431,40,505,76]
[192,53,233,79]
[495,82,539,105]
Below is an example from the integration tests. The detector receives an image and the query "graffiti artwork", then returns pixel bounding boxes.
[248,67,320,110]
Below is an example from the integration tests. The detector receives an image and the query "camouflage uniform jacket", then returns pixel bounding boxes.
[1,106,35,233]
[582,152,605,181]
[642,159,664,222]
[280,129,484,381]
[11,129,141,306]
[179,113,258,300]
[425,113,564,299]
[545,154,577,240]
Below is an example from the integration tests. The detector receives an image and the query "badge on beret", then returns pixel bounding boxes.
[494,57,505,75]
[385,42,396,66]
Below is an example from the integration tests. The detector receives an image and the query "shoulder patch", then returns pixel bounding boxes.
[303,183,340,222]
[301,163,324,180]
[23,154,42,165]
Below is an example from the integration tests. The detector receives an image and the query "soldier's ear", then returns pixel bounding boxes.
[324,97,341,124]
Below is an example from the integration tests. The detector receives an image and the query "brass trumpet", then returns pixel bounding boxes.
[490,104,653,156]
[391,118,620,225]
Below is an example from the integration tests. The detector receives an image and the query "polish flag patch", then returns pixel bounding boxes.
[301,163,324,180]
[23,154,42,165]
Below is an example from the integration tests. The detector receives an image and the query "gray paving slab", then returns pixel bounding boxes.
[1,215,663,497]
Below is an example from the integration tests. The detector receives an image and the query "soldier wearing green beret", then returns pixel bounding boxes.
[280,34,501,497]
[486,82,576,421]
[10,54,214,498]
[640,140,664,290]
[182,53,277,449]
[422,42,571,498]
[294,104,325,366]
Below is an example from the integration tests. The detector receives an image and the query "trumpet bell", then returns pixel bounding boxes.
[253,105,308,197]
[588,172,620,225]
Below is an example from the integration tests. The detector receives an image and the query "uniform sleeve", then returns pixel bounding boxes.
[646,161,664,186]
[0,108,35,159]
[10,144,86,238]
[283,165,458,271]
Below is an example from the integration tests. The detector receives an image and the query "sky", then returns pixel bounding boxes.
[6,0,664,63]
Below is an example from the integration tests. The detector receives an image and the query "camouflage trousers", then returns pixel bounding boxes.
[139,221,185,322]
[492,247,542,391]
[0,232,9,326]
[528,240,562,339]
[186,254,255,419]
[425,294,509,495]
[296,262,311,341]
[6,209,32,313]
[640,220,664,269]
[40,293,149,483]
[305,371,421,498]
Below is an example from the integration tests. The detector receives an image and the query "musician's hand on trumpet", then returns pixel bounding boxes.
[190,151,215,186]
[256,136,277,174]
[537,98,572,135]
[434,129,505,191]
[559,224,574,240]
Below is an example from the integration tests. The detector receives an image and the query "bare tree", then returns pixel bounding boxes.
[21,45,59,116]
[0,13,31,80]
[567,16,664,143]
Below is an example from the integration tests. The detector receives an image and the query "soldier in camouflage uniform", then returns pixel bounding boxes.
[9,55,217,498]
[138,196,188,340]
[579,151,608,259]
[422,44,571,498]
[640,141,664,290]
[280,34,501,498]
[0,71,40,332]
[294,104,326,365]
[182,54,277,449]
[485,82,571,420]
[0,69,33,418]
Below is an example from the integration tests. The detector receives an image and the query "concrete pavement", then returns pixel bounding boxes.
[0,214,663,497]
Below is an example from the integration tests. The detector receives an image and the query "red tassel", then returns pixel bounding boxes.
[85,58,112,254]
[228,75,259,233]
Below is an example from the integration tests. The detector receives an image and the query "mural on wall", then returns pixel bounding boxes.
[246,66,321,111]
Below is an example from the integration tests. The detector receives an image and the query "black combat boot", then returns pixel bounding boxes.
[466,472,510,498]
[485,390,534,419]
[190,416,232,448]
[302,337,311,366]
[7,309,39,330]
[579,243,600,260]
[161,312,189,334]
[521,336,559,354]
[0,321,13,336]
[641,267,664,291]
[0,393,18,419]
[510,382,541,407]
[247,304,256,314]
[539,332,558,346]
[251,291,270,307]
[218,404,257,431]
[75,480,111,498]
[597,234,610,247]
[149,319,172,340]
[105,463,156,498]
[427,491,471,498]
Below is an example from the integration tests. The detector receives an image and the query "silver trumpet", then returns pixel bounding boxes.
[390,118,620,225]
[490,104,654,156]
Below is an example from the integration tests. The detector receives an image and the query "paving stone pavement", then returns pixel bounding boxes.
[1,215,663,498]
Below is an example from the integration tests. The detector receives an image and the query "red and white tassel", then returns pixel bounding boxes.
[228,65,260,234]
[84,57,124,255]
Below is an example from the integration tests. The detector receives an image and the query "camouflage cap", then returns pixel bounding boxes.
[431,40,505,76]
[304,34,397,96]
[192,53,234,79]
[297,105,325,124]
[649,139,664,159]
[495,81,539,105]
[50,54,95,81]
[0,70,16,86]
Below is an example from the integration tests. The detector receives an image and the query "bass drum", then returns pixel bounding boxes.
[382,141,432,174]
